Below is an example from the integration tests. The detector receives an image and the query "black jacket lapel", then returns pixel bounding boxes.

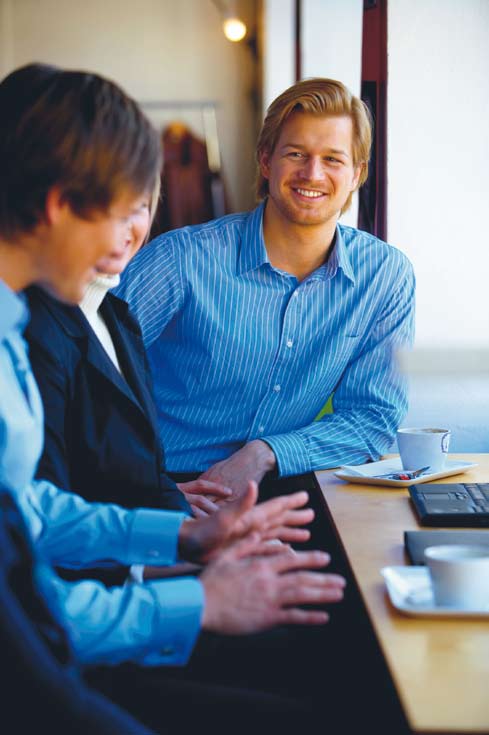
[34,290,151,427]
[100,295,159,432]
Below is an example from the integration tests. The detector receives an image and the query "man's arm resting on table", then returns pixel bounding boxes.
[199,382,404,484]
[268,264,414,475]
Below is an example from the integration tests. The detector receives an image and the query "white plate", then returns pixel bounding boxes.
[334,457,478,488]
[381,565,489,618]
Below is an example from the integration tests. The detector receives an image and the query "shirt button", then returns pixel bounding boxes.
[162,646,174,655]
[273,384,281,392]
[258,425,265,434]
[286,339,293,348]
[148,550,160,558]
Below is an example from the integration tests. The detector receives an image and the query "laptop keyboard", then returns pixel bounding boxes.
[460,484,489,512]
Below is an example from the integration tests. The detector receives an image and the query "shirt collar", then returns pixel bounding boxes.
[0,278,29,339]
[325,225,356,284]
[237,202,356,284]
[80,273,120,319]
[237,201,270,274]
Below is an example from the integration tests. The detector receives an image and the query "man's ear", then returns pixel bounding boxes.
[259,150,271,180]
[350,163,364,192]
[44,187,68,225]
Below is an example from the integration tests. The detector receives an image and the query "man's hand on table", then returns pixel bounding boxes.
[176,478,233,516]
[177,481,313,564]
[201,537,346,634]
[199,440,276,500]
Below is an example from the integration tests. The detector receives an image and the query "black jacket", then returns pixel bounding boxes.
[25,286,190,514]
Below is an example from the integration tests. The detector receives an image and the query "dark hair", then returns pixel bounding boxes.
[0,63,162,238]
[256,77,372,214]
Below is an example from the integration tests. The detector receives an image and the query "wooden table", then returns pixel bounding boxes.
[315,454,489,734]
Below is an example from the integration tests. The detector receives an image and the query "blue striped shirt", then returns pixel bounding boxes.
[117,202,415,475]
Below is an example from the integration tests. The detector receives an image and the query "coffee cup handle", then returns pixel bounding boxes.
[441,432,450,453]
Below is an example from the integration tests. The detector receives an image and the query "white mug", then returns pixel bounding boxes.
[424,544,489,609]
[397,427,450,473]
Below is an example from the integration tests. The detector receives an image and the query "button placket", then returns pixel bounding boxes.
[249,284,301,439]
[266,287,301,400]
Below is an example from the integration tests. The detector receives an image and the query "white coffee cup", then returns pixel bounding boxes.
[397,427,450,473]
[424,544,489,609]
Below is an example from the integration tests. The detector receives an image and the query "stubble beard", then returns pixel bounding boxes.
[271,189,338,229]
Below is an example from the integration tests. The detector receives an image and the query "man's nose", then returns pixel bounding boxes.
[300,156,324,181]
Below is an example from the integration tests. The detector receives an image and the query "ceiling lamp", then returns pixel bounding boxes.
[222,15,247,42]
[212,0,248,43]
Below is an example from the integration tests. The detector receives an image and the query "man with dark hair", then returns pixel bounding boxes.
[0,63,161,239]
[0,64,346,733]
[117,77,415,496]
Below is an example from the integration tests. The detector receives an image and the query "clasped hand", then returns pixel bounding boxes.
[177,481,312,564]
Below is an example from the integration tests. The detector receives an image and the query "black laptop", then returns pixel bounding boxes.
[408,482,489,527]
[404,529,489,564]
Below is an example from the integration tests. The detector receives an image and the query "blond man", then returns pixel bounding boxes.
[118,78,415,496]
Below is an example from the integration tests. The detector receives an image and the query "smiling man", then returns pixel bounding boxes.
[117,78,415,495]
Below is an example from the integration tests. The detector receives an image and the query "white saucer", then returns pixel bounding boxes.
[381,566,489,618]
[334,457,478,488]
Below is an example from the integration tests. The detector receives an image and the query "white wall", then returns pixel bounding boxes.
[301,0,363,227]
[262,0,295,112]
[388,0,489,349]
[301,0,363,94]
[0,0,257,212]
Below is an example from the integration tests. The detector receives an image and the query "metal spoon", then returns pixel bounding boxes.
[372,466,431,480]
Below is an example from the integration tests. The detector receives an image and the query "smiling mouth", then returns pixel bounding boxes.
[293,187,325,199]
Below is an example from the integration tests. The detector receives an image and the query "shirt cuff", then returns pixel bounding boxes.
[144,576,204,666]
[262,431,312,477]
[127,509,185,565]
[127,564,145,584]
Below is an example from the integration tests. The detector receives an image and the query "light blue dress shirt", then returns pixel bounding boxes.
[117,202,415,475]
[0,278,203,666]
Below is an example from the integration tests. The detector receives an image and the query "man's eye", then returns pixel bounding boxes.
[325,157,341,164]
[288,151,303,159]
